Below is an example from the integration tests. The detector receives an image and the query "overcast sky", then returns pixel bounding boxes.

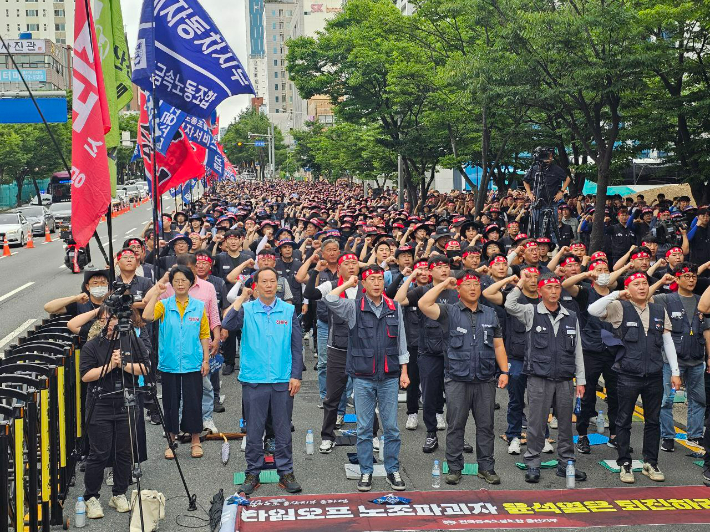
[120,0,251,125]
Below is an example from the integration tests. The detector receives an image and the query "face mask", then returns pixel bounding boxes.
[595,273,611,287]
[89,286,108,299]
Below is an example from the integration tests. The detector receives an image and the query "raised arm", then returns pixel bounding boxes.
[482,275,518,305]
[419,277,457,321]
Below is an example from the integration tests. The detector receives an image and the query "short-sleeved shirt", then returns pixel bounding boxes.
[154,298,211,339]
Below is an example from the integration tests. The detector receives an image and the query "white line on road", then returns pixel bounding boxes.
[0,282,34,303]
[0,252,18,259]
[125,228,137,235]
[58,264,66,269]
[0,319,37,350]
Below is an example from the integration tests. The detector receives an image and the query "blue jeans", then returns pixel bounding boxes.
[353,378,401,475]
[660,362,706,440]
[505,359,527,440]
[338,377,353,416]
[202,375,214,423]
[317,320,329,399]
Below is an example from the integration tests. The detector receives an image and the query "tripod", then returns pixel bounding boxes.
[529,164,562,245]
[84,311,197,532]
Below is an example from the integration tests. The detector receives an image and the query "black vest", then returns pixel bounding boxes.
[316,269,338,323]
[418,285,459,357]
[276,258,303,307]
[560,287,580,317]
[328,283,362,351]
[580,287,614,353]
[505,292,537,361]
[445,303,498,382]
[525,306,578,380]
[665,293,706,363]
[613,301,665,376]
[608,224,635,262]
[346,296,401,381]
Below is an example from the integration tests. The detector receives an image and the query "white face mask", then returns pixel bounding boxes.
[595,273,611,287]
[89,286,108,299]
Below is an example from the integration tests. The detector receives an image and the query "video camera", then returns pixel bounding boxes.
[533,146,555,165]
[105,281,143,331]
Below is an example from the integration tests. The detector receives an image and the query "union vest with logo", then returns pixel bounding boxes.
[525,306,578,380]
[346,296,401,381]
[329,282,363,351]
[665,293,706,363]
[580,288,614,353]
[612,301,664,376]
[505,291,537,361]
[417,285,458,357]
[445,303,498,382]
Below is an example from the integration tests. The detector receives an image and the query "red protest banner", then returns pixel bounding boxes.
[236,486,710,531]
[70,0,111,247]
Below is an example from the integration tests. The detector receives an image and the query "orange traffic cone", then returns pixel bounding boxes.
[44,225,52,243]
[26,232,34,249]
[72,248,80,273]
[2,237,10,257]
[100,215,106,223]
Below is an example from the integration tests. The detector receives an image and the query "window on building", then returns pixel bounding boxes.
[43,9,46,16]
[278,9,283,16]
[4,9,7,16]
[54,23,65,31]
[54,9,64,16]
[272,9,275,15]
[274,72,278,78]
[43,23,46,31]
[27,23,39,31]
[5,25,9,33]
[275,109,279,113]
[17,24,20,31]
[26,9,38,15]
[281,83,285,90]
[272,35,276,41]
[287,10,292,16]
[275,96,279,103]
[272,22,275,29]
[274,84,279,90]
[273,59,277,66]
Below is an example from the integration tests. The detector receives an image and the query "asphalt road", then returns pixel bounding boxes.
[1,199,709,531]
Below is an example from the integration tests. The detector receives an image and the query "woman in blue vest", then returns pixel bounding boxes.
[143,265,211,459]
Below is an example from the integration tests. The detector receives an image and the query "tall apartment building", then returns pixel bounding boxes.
[264,0,295,138]
[1,0,73,45]
[394,0,415,15]
[246,0,269,113]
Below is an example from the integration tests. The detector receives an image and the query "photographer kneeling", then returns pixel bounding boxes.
[80,305,150,519]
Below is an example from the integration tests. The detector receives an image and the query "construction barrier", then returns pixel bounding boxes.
[1,315,79,531]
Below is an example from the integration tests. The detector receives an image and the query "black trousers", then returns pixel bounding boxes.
[577,349,618,437]
[406,347,421,415]
[419,354,445,433]
[222,330,239,367]
[83,415,131,500]
[615,373,663,467]
[161,371,203,435]
[321,346,379,441]
[704,372,710,471]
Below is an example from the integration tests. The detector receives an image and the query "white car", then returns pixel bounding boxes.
[30,194,53,206]
[0,212,32,246]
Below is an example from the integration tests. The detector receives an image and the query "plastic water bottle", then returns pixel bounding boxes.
[566,460,575,489]
[669,387,676,400]
[432,460,441,488]
[596,410,605,433]
[305,430,314,459]
[378,436,384,462]
[75,497,86,528]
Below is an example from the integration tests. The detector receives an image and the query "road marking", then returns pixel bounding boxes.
[125,227,137,235]
[0,282,34,303]
[58,264,66,269]
[0,319,37,350]
[0,252,18,259]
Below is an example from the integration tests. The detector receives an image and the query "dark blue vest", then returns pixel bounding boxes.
[665,293,705,363]
[346,296,401,381]
[505,292,537,361]
[418,286,458,357]
[525,306,578,380]
[580,287,614,353]
[613,301,665,376]
[445,303,498,382]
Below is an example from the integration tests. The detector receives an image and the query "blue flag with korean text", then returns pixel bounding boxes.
[132,0,255,118]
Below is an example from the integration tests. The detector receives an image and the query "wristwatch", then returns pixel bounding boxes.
[500,371,510,375]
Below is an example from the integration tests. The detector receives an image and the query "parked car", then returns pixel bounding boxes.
[15,205,56,236]
[123,184,143,202]
[0,212,32,246]
[29,193,53,206]
[49,202,72,227]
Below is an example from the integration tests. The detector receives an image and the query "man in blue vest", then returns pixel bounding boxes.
[505,271,588,484]
[324,265,410,492]
[588,272,681,484]
[222,267,303,495]
[419,270,509,486]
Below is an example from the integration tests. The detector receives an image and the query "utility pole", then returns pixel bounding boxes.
[397,154,403,207]
[270,123,276,179]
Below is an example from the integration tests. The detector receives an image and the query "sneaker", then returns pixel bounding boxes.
[549,416,558,429]
[556,466,587,481]
[85,497,104,519]
[319,439,336,454]
[703,469,710,487]
[436,413,446,430]
[661,438,675,452]
[149,411,161,425]
[318,398,324,409]
[494,402,501,410]
[445,469,462,485]
[619,463,635,484]
[203,419,218,435]
[525,467,541,483]
[508,437,522,455]
[357,473,372,492]
[108,494,131,513]
[335,415,344,429]
[478,469,501,485]
[222,364,234,376]
[240,436,246,452]
[576,435,591,454]
[239,474,261,495]
[386,471,406,491]
[422,434,438,453]
[79,458,86,472]
[642,462,665,482]
[405,413,418,430]
[264,438,276,454]
[463,439,473,453]
[105,469,114,486]
[606,438,633,453]
[542,439,554,453]
[213,401,226,413]
[372,437,380,452]
[687,438,703,448]
[278,473,302,493]
[347,396,355,408]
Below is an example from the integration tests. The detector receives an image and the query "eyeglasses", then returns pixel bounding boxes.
[679,274,698,281]
[172,279,190,285]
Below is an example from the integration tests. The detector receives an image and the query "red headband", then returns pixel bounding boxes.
[116,249,135,261]
[561,257,579,267]
[456,273,480,286]
[127,239,142,248]
[462,249,480,259]
[624,272,647,286]
[259,254,276,261]
[523,267,540,275]
[590,252,607,261]
[523,241,538,249]
[631,251,650,260]
[675,267,694,277]
[445,240,460,250]
[429,261,448,270]
[665,247,683,258]
[490,255,507,265]
[570,243,586,250]
[196,255,213,264]
[588,260,606,271]
[338,253,358,265]
[538,277,561,288]
[414,261,429,270]
[362,268,383,280]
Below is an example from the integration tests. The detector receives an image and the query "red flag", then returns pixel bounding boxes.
[137,91,205,195]
[70,0,111,247]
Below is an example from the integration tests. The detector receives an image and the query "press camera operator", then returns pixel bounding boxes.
[79,304,150,519]
[523,147,570,243]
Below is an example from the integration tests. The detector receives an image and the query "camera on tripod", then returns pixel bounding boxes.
[105,281,143,332]
[533,146,555,165]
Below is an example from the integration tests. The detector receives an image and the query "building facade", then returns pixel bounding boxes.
[1,0,73,45]
[246,0,269,113]
[0,37,72,91]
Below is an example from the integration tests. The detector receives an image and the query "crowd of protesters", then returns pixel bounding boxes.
[43,171,710,514]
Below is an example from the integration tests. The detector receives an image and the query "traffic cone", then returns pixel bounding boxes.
[100,215,106,223]
[26,232,34,249]
[44,225,52,243]
[72,248,80,273]
[2,237,10,257]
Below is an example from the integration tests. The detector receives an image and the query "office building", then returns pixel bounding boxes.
[1,0,73,45]
[246,0,269,112]
[0,36,72,91]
